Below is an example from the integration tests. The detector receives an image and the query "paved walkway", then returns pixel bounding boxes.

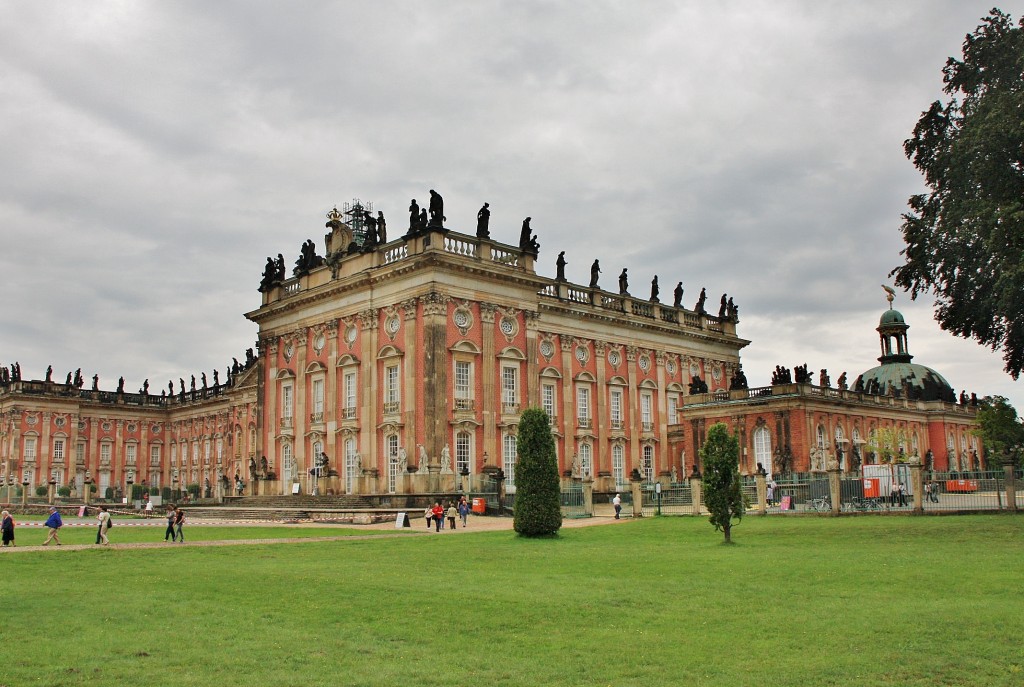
[0,513,630,553]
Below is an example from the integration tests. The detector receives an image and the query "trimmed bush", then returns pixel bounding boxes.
[161,486,172,501]
[104,487,115,501]
[57,485,72,497]
[187,483,200,498]
[35,485,49,497]
[513,408,562,537]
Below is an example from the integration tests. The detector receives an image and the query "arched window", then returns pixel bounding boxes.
[642,445,654,482]
[579,443,592,477]
[344,439,358,493]
[456,432,472,475]
[282,443,294,482]
[612,444,625,488]
[503,434,517,488]
[386,434,399,494]
[816,425,827,450]
[753,426,772,477]
[834,425,846,470]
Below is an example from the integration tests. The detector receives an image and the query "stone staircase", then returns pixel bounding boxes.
[177,493,397,523]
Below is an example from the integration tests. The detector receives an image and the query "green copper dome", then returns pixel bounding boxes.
[856,361,956,402]
[879,308,906,326]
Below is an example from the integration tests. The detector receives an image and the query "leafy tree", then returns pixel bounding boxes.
[701,423,745,543]
[865,426,913,463]
[973,395,1024,467]
[513,408,562,537]
[892,9,1024,378]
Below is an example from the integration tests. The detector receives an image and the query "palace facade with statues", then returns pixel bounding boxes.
[0,195,983,502]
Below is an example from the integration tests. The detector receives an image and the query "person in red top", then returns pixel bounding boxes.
[431,502,444,532]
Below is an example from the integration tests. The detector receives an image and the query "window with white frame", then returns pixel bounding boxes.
[613,444,625,487]
[576,385,591,427]
[344,438,358,493]
[192,442,199,466]
[312,378,325,421]
[282,384,294,423]
[53,438,65,463]
[816,425,827,450]
[386,434,399,493]
[456,432,472,474]
[282,443,294,482]
[216,438,223,464]
[76,442,85,464]
[203,440,210,465]
[343,371,357,418]
[579,442,592,477]
[127,443,137,466]
[454,360,473,410]
[503,433,517,487]
[384,365,400,414]
[100,443,111,465]
[542,383,556,420]
[150,445,161,466]
[834,425,846,470]
[753,426,772,476]
[667,395,678,424]
[610,388,623,429]
[642,445,654,482]
[502,366,518,412]
[170,443,177,467]
[641,392,653,431]
[23,437,36,461]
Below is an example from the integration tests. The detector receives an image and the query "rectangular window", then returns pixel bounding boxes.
[454,361,473,410]
[668,395,678,424]
[542,383,556,420]
[192,442,199,466]
[53,439,65,463]
[503,434,517,487]
[576,386,591,428]
[127,443,137,465]
[170,444,177,467]
[150,445,161,466]
[456,433,471,474]
[343,371,357,418]
[641,393,653,431]
[282,384,294,428]
[312,379,324,417]
[613,444,625,488]
[502,366,518,412]
[203,440,211,465]
[23,437,37,461]
[76,442,85,464]
[216,438,223,463]
[100,443,111,465]
[610,389,623,429]
[386,434,399,493]
[384,365,400,413]
[344,439,358,493]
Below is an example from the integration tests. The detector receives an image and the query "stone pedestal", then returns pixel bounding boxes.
[909,460,924,513]
[827,468,841,515]
[1005,462,1018,513]
[358,470,379,495]
[583,478,594,516]
[689,473,703,515]
[755,471,767,514]
[629,479,643,518]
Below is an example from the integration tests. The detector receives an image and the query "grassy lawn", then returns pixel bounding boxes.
[3,515,1022,687]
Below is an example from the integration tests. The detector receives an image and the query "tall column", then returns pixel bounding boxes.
[358,309,380,480]
[827,467,841,515]
[480,304,497,468]
[421,293,449,462]
[594,341,608,475]
[690,471,703,515]
[655,352,668,474]
[559,338,575,466]
[524,311,540,407]
[323,320,339,462]
[625,346,639,472]
[41,412,52,486]
[292,328,309,477]
[910,459,924,513]
[401,299,421,461]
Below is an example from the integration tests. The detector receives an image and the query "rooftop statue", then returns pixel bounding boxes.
[618,268,629,295]
[589,259,601,288]
[408,199,419,232]
[476,203,491,238]
[519,217,532,251]
[695,287,707,314]
[718,294,728,318]
[673,282,683,308]
[650,275,660,302]
[428,189,445,228]
[556,251,567,281]
[377,211,387,243]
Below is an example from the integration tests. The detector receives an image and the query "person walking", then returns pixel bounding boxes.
[96,506,111,545]
[766,479,776,507]
[174,507,185,542]
[446,502,457,531]
[42,506,63,546]
[457,498,469,528]
[164,507,177,542]
[1,510,15,547]
[613,493,622,519]
[431,502,444,532]
[424,504,434,529]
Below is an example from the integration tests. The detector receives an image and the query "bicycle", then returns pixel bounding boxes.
[806,497,831,512]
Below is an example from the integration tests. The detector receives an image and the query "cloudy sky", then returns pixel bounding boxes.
[2,1,1021,410]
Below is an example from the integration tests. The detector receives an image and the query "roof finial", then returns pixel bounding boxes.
[881,284,896,308]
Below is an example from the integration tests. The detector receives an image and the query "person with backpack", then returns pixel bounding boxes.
[42,506,63,546]
[96,506,111,545]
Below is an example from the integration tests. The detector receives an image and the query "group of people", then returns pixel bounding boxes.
[0,504,189,547]
[424,497,469,532]
[164,507,186,542]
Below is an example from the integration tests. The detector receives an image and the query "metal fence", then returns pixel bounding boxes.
[637,483,693,516]
[921,471,1020,512]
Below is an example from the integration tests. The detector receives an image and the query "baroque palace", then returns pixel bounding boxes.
[0,193,982,500]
